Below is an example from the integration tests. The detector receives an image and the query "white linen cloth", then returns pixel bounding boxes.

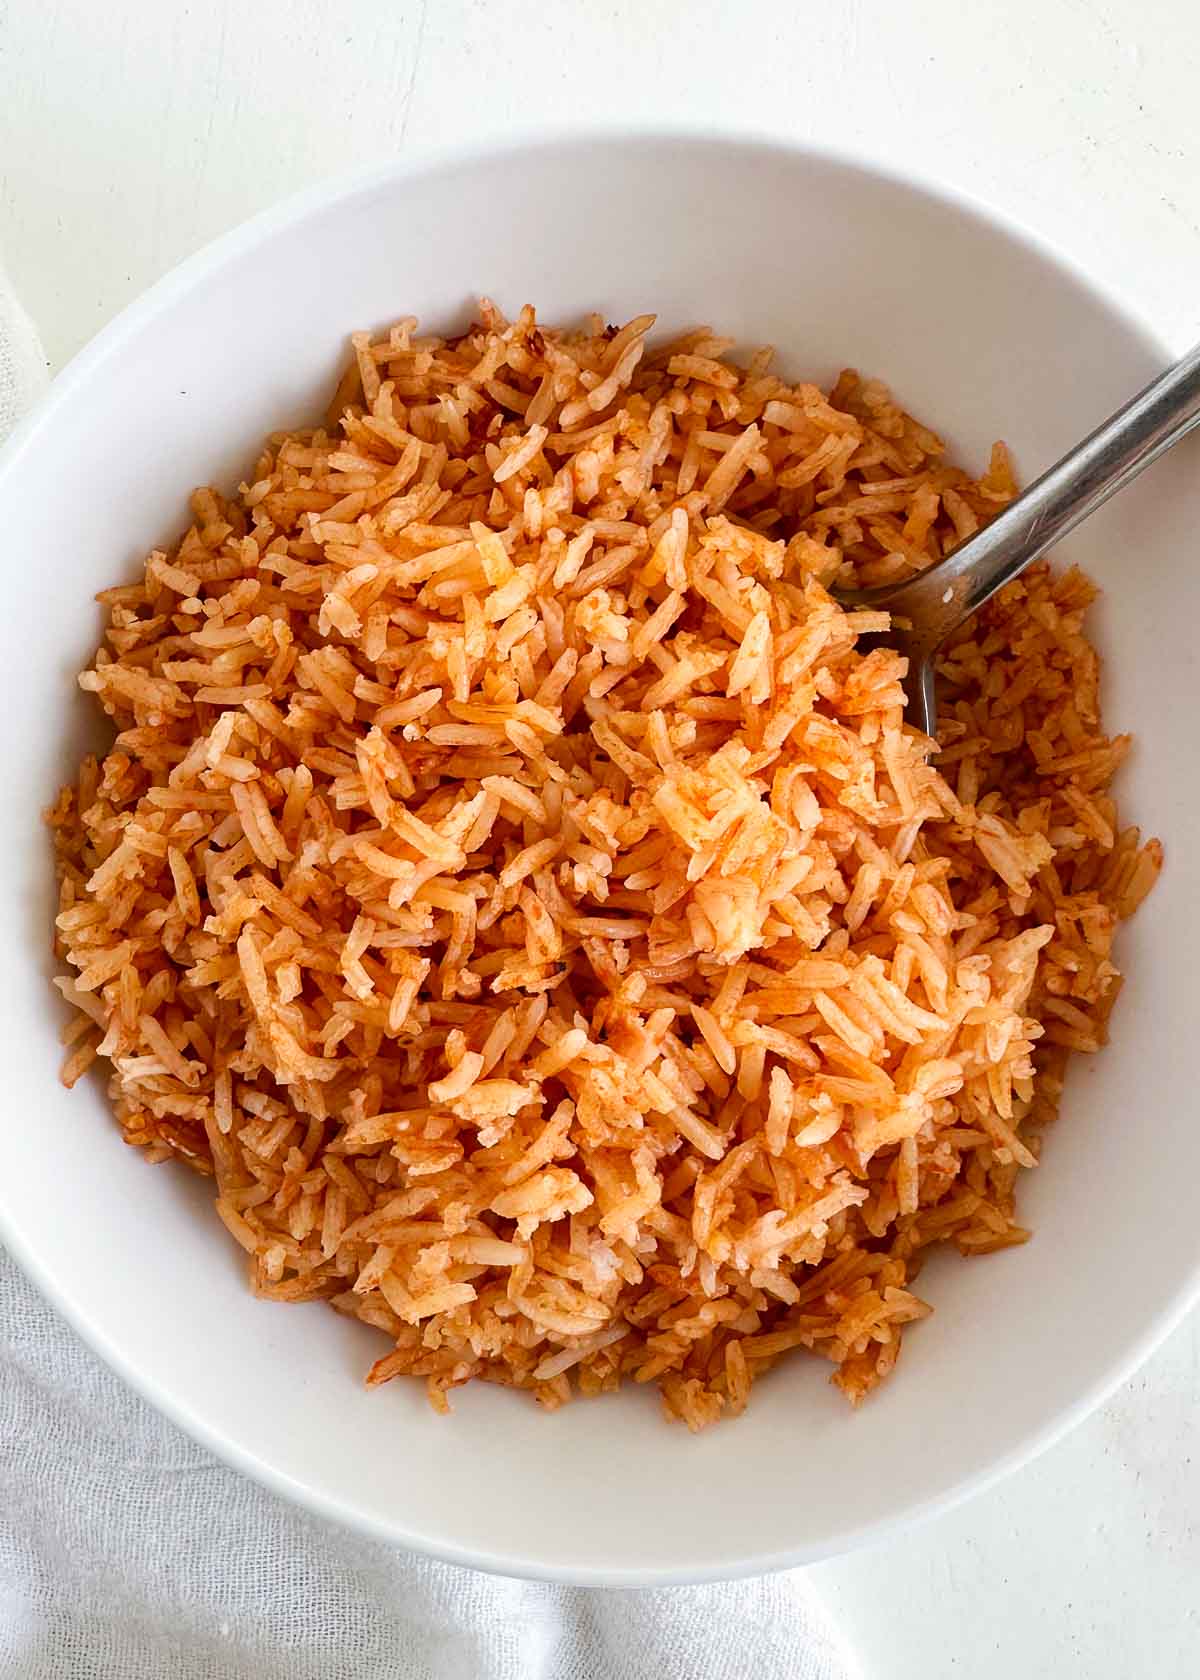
[0,271,858,1680]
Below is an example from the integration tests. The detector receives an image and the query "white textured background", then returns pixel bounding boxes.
[2,0,1198,1674]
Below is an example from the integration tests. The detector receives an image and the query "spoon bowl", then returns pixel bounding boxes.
[835,340,1200,734]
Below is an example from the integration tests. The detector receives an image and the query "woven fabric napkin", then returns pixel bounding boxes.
[0,268,858,1680]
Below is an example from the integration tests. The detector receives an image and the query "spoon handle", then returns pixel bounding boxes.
[878,338,1200,654]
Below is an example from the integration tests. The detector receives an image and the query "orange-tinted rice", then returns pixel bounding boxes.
[48,304,1161,1427]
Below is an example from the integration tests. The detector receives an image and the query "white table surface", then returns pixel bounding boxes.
[2,0,1197,1673]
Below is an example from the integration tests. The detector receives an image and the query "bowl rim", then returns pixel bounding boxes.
[1,125,1193,1586]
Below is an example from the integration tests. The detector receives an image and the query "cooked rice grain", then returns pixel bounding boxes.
[49,303,1161,1429]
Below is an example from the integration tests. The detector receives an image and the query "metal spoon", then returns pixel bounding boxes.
[833,342,1200,736]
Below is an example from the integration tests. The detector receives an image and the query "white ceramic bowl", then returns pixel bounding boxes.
[1,133,1197,1586]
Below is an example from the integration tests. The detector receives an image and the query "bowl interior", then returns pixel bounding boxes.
[1,134,1196,1583]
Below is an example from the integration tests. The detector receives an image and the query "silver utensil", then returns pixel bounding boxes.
[833,343,1200,736]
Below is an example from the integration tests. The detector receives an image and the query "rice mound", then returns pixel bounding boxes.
[48,304,1161,1428]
